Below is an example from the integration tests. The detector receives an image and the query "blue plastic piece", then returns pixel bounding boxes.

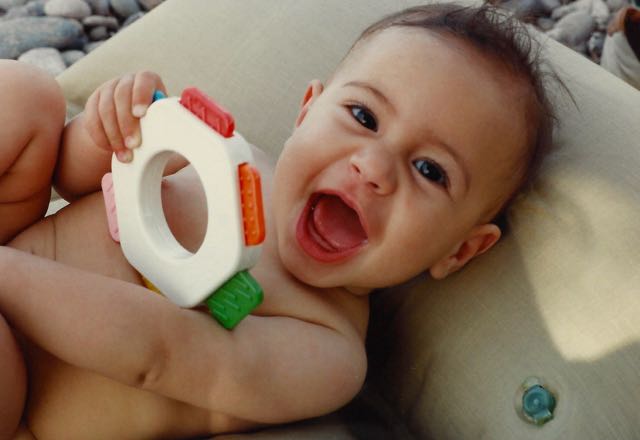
[152,90,167,102]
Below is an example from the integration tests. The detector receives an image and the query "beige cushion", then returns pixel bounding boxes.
[57,1,640,438]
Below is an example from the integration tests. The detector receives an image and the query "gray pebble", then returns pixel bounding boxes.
[83,39,103,52]
[537,16,556,31]
[121,9,143,27]
[109,0,139,19]
[0,16,84,58]
[540,0,561,13]
[606,0,627,12]
[551,2,579,20]
[3,1,45,19]
[587,31,605,59]
[137,0,163,11]
[18,47,67,76]
[570,41,588,55]
[590,0,610,28]
[85,0,109,15]
[45,0,92,20]
[61,48,85,66]
[82,14,118,29]
[547,10,596,47]
[88,24,107,40]
[0,0,28,10]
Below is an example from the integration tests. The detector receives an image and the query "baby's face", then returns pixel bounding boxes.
[272,27,529,291]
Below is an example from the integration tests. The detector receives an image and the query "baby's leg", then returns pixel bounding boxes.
[0,313,26,439]
[0,60,65,244]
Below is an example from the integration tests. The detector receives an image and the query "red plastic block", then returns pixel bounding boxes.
[238,163,265,246]
[180,87,235,137]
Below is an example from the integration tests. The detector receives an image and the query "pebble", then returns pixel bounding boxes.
[137,0,163,11]
[61,48,85,65]
[0,16,84,59]
[18,46,67,76]
[0,0,631,80]
[83,40,103,52]
[0,0,166,76]
[44,0,92,20]
[82,14,119,30]
[88,24,108,40]
[0,0,28,9]
[85,0,109,15]
[606,0,627,12]
[547,10,596,48]
[537,16,556,30]
[509,0,563,16]
[109,0,140,19]
[587,31,605,61]
[1,1,45,19]
[122,10,143,27]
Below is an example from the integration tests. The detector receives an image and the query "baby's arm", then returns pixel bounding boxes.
[0,246,366,424]
[54,72,187,200]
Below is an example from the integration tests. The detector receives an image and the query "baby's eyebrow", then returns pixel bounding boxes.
[342,81,395,113]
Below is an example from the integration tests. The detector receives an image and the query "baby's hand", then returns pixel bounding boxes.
[84,71,167,163]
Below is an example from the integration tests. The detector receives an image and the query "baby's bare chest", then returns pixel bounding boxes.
[15,184,364,438]
[39,192,143,283]
[18,193,258,438]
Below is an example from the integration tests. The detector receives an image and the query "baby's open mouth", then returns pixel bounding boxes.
[296,192,368,262]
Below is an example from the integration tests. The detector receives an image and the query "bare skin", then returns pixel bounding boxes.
[10,169,369,440]
[0,63,367,439]
[0,27,532,440]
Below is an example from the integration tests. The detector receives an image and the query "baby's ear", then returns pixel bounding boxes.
[429,223,501,280]
[294,79,324,127]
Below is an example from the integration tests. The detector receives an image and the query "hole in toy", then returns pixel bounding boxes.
[160,153,207,253]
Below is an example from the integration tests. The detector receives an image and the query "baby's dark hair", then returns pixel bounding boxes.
[351,2,566,231]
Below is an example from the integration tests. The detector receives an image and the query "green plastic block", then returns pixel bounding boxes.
[205,270,263,329]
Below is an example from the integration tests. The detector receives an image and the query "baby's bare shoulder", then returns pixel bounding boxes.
[251,255,370,344]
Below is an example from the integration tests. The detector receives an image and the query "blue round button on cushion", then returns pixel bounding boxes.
[522,384,556,425]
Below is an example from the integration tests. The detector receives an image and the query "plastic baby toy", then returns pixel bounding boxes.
[101,88,265,329]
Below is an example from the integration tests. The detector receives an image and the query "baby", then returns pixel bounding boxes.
[0,3,557,439]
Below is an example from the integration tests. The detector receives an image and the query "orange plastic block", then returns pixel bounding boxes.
[238,163,265,246]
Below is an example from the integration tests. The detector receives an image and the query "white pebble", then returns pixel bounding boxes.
[18,47,67,77]
[45,0,92,20]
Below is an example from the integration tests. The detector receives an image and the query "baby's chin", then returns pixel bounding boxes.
[276,244,376,295]
[276,235,348,288]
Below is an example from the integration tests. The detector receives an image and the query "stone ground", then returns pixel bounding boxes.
[1,0,638,86]
[0,0,165,75]
[499,0,638,64]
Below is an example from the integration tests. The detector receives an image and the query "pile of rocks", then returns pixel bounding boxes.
[0,0,634,76]
[0,0,165,76]
[500,0,634,63]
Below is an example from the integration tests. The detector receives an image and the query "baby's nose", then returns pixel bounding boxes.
[349,146,397,195]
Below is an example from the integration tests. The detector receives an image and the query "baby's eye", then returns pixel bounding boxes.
[349,105,378,132]
[413,159,447,187]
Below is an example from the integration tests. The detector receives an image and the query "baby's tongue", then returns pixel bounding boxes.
[312,194,367,251]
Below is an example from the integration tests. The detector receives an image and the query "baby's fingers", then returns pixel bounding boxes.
[84,86,111,152]
[85,80,129,161]
[131,71,167,119]
[113,73,140,151]
[97,79,128,159]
